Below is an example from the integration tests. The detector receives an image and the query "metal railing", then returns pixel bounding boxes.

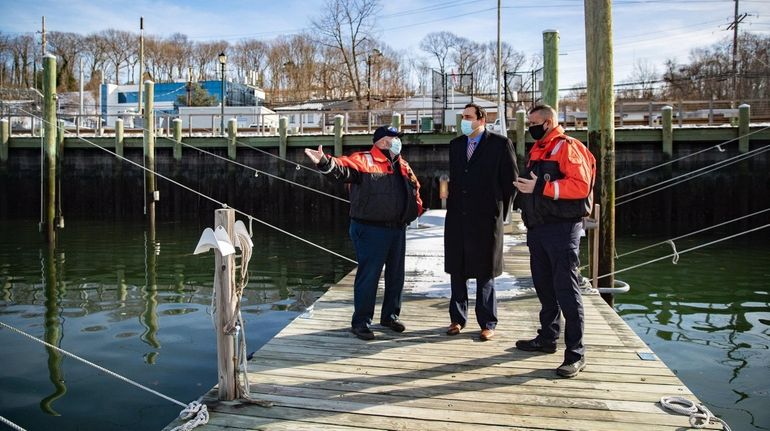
[3,100,769,137]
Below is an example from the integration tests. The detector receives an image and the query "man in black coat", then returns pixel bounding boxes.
[444,103,518,341]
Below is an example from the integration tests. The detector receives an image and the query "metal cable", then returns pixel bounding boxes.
[616,207,770,258]
[0,415,27,431]
[0,321,187,408]
[596,223,770,281]
[17,109,357,264]
[177,140,350,203]
[616,125,770,182]
[617,144,770,206]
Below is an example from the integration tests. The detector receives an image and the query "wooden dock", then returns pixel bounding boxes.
[165,212,716,431]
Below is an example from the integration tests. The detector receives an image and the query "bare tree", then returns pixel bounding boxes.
[192,40,228,81]
[233,39,268,84]
[100,29,134,84]
[311,0,379,105]
[48,32,85,91]
[419,31,456,74]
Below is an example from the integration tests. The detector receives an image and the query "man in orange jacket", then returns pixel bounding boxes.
[513,104,596,378]
[305,126,423,341]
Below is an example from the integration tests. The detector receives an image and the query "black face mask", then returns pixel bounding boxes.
[528,123,547,140]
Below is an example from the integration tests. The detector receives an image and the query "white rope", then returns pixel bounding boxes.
[617,144,770,205]
[168,401,209,431]
[616,207,770,258]
[596,223,770,281]
[660,396,731,430]
[0,321,208,430]
[0,415,27,431]
[616,125,770,182]
[177,140,350,203]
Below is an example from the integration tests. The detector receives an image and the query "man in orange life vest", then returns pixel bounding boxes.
[513,104,596,378]
[305,126,423,341]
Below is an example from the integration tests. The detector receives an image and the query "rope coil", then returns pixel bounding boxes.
[660,396,731,430]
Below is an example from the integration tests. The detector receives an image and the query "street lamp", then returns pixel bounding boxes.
[366,48,382,112]
[218,52,227,135]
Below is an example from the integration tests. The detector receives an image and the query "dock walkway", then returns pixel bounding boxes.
[165,211,715,431]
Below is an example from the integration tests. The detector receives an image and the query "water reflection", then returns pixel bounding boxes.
[140,230,160,362]
[40,244,66,416]
[0,218,347,430]
[615,237,770,430]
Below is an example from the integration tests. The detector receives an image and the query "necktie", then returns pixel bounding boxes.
[467,140,477,160]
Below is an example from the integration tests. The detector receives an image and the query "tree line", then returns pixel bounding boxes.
[0,0,767,108]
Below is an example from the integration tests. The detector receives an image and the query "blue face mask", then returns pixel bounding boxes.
[461,119,475,136]
[389,137,402,155]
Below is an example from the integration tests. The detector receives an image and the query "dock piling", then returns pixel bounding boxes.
[115,119,124,158]
[43,53,57,244]
[662,106,673,157]
[172,118,182,160]
[739,104,750,153]
[515,109,526,162]
[584,3,616,306]
[1,119,8,162]
[214,208,237,400]
[334,114,344,157]
[228,118,237,160]
[542,30,559,111]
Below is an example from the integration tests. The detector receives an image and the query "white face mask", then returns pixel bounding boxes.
[389,137,402,155]
[461,119,475,136]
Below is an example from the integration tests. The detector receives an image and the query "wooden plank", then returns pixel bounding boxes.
[164,212,718,431]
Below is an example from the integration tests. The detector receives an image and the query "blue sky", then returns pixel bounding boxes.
[2,0,769,90]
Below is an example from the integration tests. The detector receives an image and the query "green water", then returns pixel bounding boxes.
[1,219,768,430]
[0,219,354,431]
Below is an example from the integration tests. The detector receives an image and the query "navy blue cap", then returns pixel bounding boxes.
[373,125,404,143]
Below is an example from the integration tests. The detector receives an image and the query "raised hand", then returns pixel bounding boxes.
[304,144,324,164]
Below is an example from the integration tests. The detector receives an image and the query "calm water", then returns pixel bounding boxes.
[1,218,768,430]
[0,218,354,431]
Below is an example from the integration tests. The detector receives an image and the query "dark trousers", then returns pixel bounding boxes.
[349,219,406,328]
[527,221,585,363]
[449,275,497,330]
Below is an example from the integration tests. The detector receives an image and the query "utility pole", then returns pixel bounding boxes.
[138,17,144,114]
[727,0,748,101]
[41,16,46,56]
[496,0,506,134]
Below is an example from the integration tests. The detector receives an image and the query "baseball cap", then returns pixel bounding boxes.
[373,125,404,143]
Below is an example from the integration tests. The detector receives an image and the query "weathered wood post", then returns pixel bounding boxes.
[56,119,65,159]
[661,106,673,158]
[279,117,288,158]
[333,114,344,157]
[515,109,526,162]
[172,118,182,161]
[143,81,157,230]
[214,207,237,400]
[584,2,616,306]
[115,118,124,158]
[455,113,463,136]
[1,119,9,162]
[43,53,57,244]
[738,104,750,153]
[542,29,559,111]
[391,112,401,131]
[228,118,237,160]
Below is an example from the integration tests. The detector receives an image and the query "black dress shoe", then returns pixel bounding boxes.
[380,319,406,333]
[515,338,557,353]
[351,326,375,340]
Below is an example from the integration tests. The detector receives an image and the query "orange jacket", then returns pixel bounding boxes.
[317,145,423,225]
[519,126,596,227]
[529,125,594,200]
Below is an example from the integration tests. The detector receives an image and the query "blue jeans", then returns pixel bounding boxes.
[527,221,585,363]
[349,220,406,328]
